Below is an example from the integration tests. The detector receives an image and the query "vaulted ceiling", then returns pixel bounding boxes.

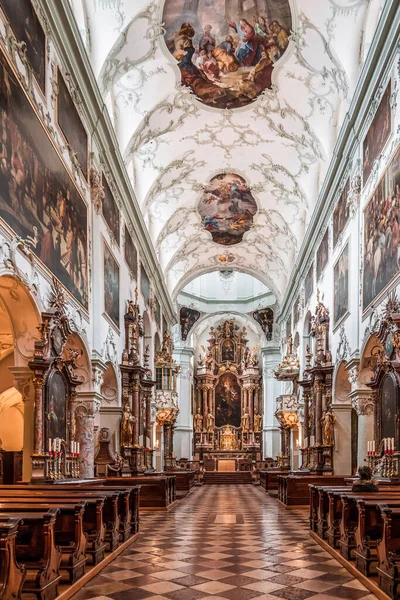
[71,0,383,304]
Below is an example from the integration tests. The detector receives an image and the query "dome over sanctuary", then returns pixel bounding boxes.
[0,0,397,598]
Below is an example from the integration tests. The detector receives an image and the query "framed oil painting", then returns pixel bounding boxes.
[57,69,88,180]
[333,178,350,248]
[333,242,349,328]
[363,145,400,311]
[180,306,200,341]
[293,296,300,326]
[198,173,257,245]
[102,175,120,245]
[305,263,314,305]
[0,49,88,309]
[162,0,292,109]
[286,315,292,340]
[141,263,150,304]
[104,242,120,329]
[363,80,391,185]
[124,225,137,279]
[46,370,67,441]
[155,297,161,328]
[0,0,46,92]
[316,229,329,280]
[215,373,241,428]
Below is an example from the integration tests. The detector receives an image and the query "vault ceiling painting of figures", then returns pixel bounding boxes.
[162,0,292,109]
[72,0,382,302]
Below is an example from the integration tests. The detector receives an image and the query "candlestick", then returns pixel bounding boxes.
[48,438,52,453]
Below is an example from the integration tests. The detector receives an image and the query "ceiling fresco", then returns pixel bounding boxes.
[162,0,292,109]
[198,173,257,245]
[70,0,383,302]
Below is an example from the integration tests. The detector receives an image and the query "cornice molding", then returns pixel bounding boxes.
[42,0,176,324]
[279,0,400,322]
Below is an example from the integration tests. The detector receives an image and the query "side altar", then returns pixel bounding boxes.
[193,320,263,466]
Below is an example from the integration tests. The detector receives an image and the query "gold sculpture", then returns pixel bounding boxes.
[120,402,135,447]
[322,407,335,446]
[206,412,215,433]
[254,408,263,433]
[194,408,203,433]
[241,410,250,433]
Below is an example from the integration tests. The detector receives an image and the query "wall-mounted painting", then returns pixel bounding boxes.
[46,371,67,441]
[180,306,200,341]
[0,0,46,92]
[198,173,257,245]
[363,145,400,311]
[293,296,300,326]
[57,69,88,180]
[316,229,329,280]
[215,372,241,428]
[155,297,161,328]
[163,315,168,336]
[221,338,235,362]
[334,242,349,328]
[333,178,350,248]
[104,242,120,328]
[124,225,137,279]
[162,0,292,109]
[305,263,314,305]
[286,315,292,340]
[141,263,150,304]
[253,307,274,340]
[363,80,391,185]
[102,175,120,245]
[0,50,88,309]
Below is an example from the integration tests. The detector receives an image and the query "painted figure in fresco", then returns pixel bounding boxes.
[227,19,262,66]
[194,408,203,433]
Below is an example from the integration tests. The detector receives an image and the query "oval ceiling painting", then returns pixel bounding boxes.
[162,0,292,109]
[198,173,257,245]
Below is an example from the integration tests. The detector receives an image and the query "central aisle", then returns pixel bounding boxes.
[73,485,376,600]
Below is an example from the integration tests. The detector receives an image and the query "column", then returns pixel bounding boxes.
[249,386,254,431]
[33,375,45,455]
[73,392,101,479]
[10,368,35,482]
[261,346,281,458]
[350,390,375,470]
[173,347,194,460]
[208,387,213,416]
[163,422,174,469]
[145,392,152,443]
[202,386,208,421]
[243,388,248,414]
[303,392,309,446]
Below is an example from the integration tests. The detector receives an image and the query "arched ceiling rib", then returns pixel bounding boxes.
[75,0,380,302]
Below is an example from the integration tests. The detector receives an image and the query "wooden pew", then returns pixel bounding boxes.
[0,516,26,600]
[163,471,195,499]
[278,475,348,506]
[260,470,289,494]
[0,507,61,600]
[104,475,176,510]
[376,505,400,597]
[0,500,87,584]
[0,495,106,566]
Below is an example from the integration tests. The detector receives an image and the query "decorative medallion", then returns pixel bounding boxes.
[198,173,257,245]
[162,0,292,109]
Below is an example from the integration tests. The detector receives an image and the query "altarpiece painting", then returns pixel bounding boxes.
[46,370,67,441]
[215,372,241,428]
[162,0,292,109]
[0,50,88,309]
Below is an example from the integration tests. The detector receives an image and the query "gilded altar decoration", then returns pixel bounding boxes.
[194,408,203,433]
[219,426,237,450]
[322,407,335,447]
[274,335,300,380]
[254,408,263,433]
[206,412,215,433]
[120,401,135,447]
[241,410,250,432]
[162,0,292,110]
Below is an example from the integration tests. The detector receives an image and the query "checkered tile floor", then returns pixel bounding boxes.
[71,485,377,600]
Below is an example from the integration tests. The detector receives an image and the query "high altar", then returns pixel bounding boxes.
[193,320,262,470]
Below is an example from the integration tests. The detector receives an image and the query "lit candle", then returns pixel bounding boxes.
[384,438,387,453]
[392,438,395,453]
[48,438,52,453]
[77,442,80,454]
[53,438,57,452]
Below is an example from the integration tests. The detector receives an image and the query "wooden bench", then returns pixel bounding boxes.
[260,470,289,494]
[0,516,26,600]
[164,471,195,499]
[376,505,400,597]
[104,475,176,510]
[278,475,348,506]
[0,507,61,600]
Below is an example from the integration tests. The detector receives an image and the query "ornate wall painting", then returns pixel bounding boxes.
[141,263,150,304]
[286,315,292,340]
[104,242,120,329]
[253,307,273,340]
[57,69,88,180]
[180,306,200,341]
[215,372,241,428]
[333,242,349,328]
[380,373,398,442]
[155,297,161,328]
[0,50,89,309]
[333,178,350,249]
[0,0,46,92]
[198,173,257,245]
[163,315,168,336]
[316,228,329,280]
[363,145,400,311]
[46,371,67,441]
[293,296,300,326]
[124,225,137,279]
[221,338,235,362]
[162,0,292,109]
[102,175,120,245]
[304,262,314,305]
[363,80,392,185]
